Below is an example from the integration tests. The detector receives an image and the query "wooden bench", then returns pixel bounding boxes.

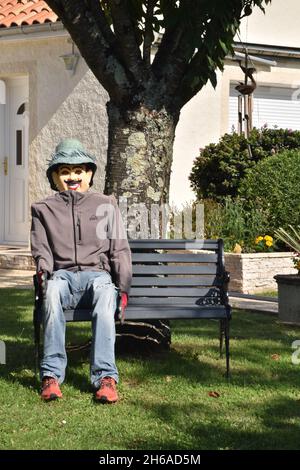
[33,239,231,377]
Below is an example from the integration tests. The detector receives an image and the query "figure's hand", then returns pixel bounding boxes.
[37,270,49,299]
[118,292,128,324]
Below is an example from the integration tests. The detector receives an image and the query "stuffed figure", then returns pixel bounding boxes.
[30,139,132,403]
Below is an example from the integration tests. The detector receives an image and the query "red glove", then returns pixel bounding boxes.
[118,292,128,324]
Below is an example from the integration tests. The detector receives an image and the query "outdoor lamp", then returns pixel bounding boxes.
[60,40,79,76]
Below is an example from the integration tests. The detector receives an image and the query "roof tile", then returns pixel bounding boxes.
[0,0,58,28]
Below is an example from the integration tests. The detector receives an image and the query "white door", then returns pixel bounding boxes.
[0,80,6,243]
[2,77,29,245]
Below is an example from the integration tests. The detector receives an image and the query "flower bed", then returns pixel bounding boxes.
[225,251,297,294]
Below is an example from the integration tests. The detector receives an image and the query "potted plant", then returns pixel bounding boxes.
[274,225,300,325]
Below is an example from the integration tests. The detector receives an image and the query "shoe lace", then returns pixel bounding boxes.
[42,377,57,390]
[100,377,115,390]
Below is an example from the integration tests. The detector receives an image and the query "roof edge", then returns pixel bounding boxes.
[234,41,300,59]
[0,21,67,41]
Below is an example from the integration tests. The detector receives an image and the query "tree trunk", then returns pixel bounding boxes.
[105,101,179,352]
[105,102,179,207]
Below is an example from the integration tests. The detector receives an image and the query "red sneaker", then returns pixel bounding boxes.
[95,377,118,404]
[41,377,62,401]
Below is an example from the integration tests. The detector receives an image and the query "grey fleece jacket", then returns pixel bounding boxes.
[30,190,132,294]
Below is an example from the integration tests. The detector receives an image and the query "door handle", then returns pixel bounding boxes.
[2,156,8,175]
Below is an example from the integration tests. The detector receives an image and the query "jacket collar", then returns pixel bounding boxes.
[56,189,91,205]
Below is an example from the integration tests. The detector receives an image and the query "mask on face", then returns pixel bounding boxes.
[52,164,93,192]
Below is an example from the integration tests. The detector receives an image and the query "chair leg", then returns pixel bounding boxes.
[224,318,230,378]
[219,319,225,358]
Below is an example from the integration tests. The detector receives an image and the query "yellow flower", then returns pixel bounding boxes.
[265,240,273,247]
[233,243,242,253]
[255,236,264,244]
[264,235,273,242]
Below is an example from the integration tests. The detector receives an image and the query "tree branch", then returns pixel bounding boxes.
[152,1,200,96]
[107,0,145,82]
[143,0,156,67]
[172,51,213,110]
[153,25,195,100]
[173,10,243,109]
[88,0,116,48]
[156,0,246,110]
[46,0,134,104]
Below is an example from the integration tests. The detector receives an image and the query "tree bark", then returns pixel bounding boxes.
[105,102,179,208]
[104,101,179,350]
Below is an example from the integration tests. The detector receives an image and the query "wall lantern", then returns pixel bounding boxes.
[60,39,79,76]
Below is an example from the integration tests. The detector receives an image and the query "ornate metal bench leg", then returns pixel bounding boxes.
[219,319,225,358]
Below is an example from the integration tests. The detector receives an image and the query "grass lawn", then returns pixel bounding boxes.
[0,288,300,450]
[257,290,278,298]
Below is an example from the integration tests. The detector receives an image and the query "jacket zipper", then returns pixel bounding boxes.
[71,193,78,267]
[77,216,82,241]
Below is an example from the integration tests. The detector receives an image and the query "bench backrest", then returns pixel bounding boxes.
[128,239,228,306]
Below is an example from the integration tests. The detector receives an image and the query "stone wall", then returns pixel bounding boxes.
[225,252,297,294]
[0,253,35,271]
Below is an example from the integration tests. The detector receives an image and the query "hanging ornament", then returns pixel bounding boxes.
[235,52,257,137]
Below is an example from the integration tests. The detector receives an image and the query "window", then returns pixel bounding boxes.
[229,84,300,131]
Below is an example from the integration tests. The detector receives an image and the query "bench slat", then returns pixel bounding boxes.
[132,253,218,263]
[129,239,219,250]
[63,305,228,322]
[129,287,219,297]
[133,265,217,275]
[131,276,216,286]
[125,306,228,320]
[128,297,220,305]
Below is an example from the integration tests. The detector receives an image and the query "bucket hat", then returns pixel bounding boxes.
[47,138,97,190]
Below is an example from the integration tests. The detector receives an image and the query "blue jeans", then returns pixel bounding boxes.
[40,269,119,388]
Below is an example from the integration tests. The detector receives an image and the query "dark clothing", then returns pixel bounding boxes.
[30,190,132,294]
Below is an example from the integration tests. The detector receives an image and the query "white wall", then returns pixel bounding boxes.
[238,0,300,48]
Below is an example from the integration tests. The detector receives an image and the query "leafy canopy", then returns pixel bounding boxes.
[47,1,271,109]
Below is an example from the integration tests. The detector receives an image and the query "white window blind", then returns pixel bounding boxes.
[229,84,300,132]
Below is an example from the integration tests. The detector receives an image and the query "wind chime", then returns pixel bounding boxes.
[235,52,257,137]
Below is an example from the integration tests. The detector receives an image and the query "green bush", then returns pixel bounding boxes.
[190,127,300,201]
[203,197,267,252]
[238,150,300,234]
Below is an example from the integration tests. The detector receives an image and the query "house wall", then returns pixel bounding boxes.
[238,0,300,48]
[0,35,109,243]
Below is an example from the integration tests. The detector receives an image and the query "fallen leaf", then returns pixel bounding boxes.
[208,391,220,398]
[271,354,280,361]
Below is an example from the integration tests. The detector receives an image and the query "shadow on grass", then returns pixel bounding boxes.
[121,396,300,450]
[1,288,300,395]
